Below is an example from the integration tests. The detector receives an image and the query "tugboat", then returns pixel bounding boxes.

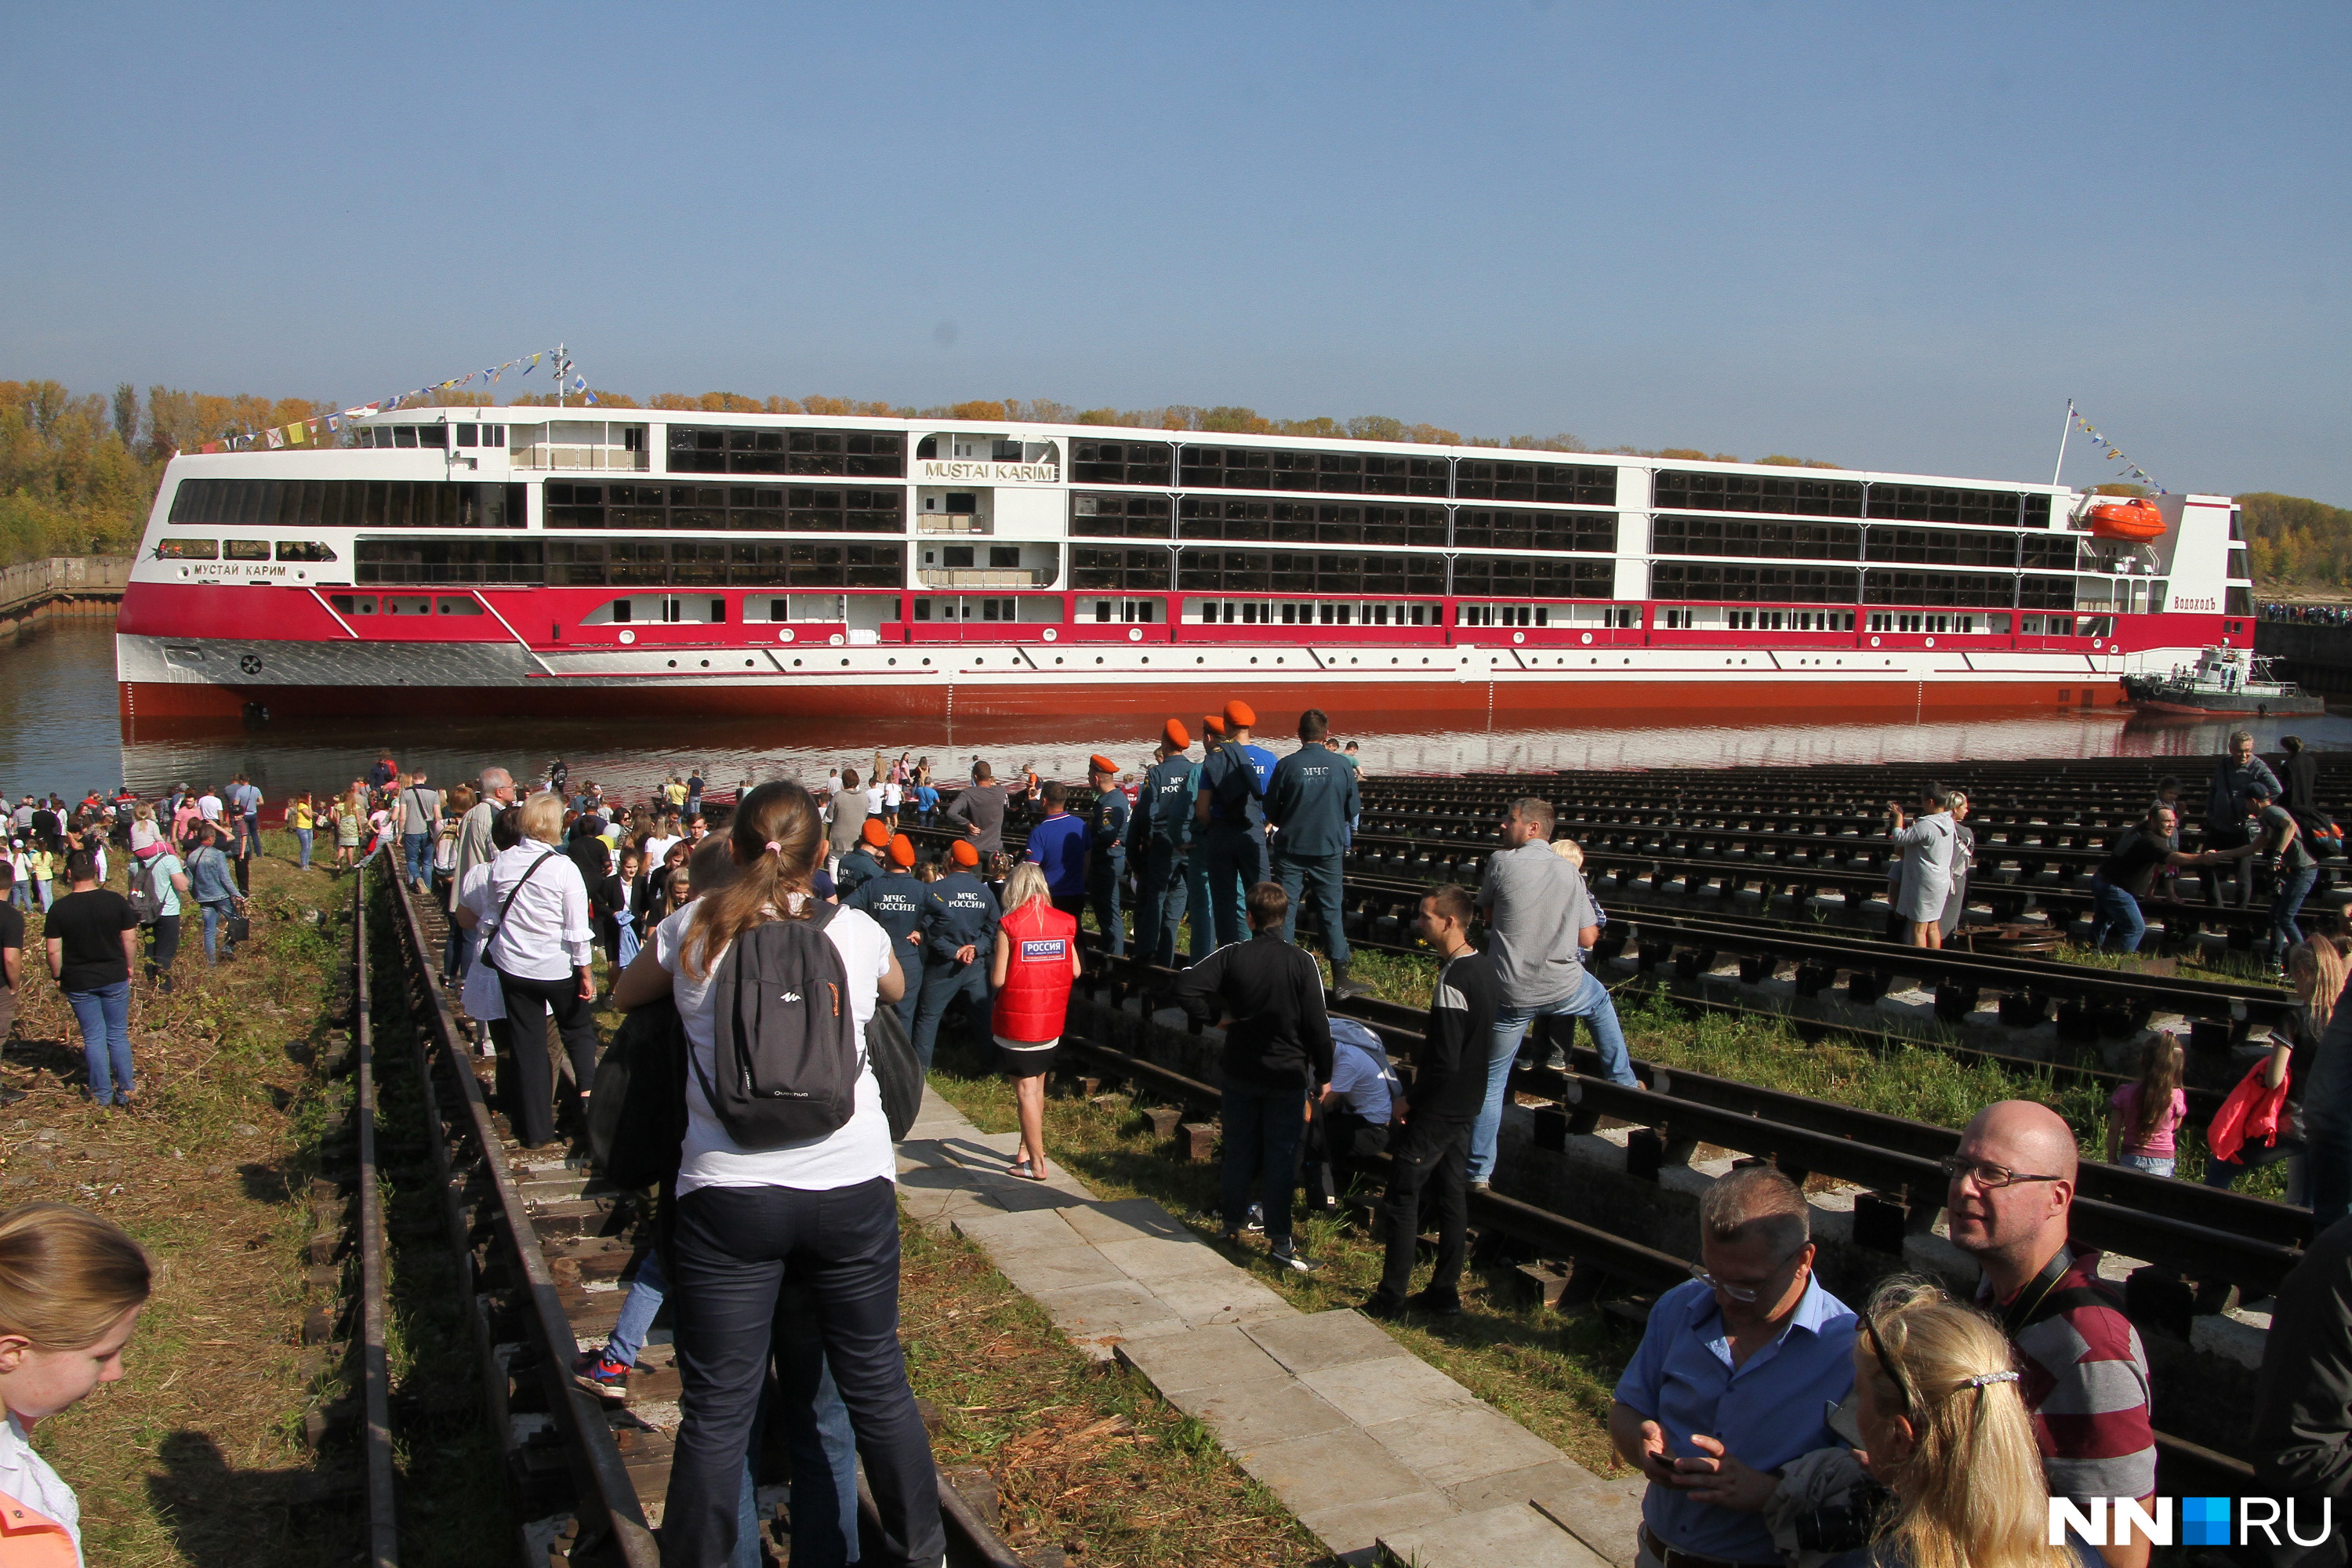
[2123,645,2325,716]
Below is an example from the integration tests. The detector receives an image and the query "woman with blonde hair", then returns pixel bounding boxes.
[479,789,597,1149]
[611,782,938,1565]
[1831,1278,2094,1568]
[2218,930,2352,1200]
[0,1203,154,1562]
[990,862,1082,1180]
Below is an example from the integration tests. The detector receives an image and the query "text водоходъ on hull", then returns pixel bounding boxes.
[115,411,2253,723]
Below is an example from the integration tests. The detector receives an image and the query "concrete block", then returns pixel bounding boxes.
[1247,1309,1413,1375]
[1150,1271,1298,1329]
[1301,1353,1480,1426]
[1363,1404,1565,1490]
[1378,1501,1607,1568]
[1443,1459,1610,1517]
[990,1245,1133,1296]
[1294,1488,1458,1556]
[1233,1428,1433,1516]
[1029,1279,1192,1355]
[951,1208,1081,1254]
[1530,1480,1647,1568]
[1114,1325,1289,1396]
[1096,1235,1234,1283]
[1168,1378,1353,1449]
[2191,1311,2268,1370]
[1060,1197,1192,1247]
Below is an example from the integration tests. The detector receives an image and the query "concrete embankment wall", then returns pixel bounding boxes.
[1,556,129,636]
[2256,619,2352,702]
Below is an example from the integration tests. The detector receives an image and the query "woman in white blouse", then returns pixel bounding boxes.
[478,792,598,1148]
[612,782,939,1567]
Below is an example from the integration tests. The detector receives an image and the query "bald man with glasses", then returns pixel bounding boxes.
[1947,1100,2155,1568]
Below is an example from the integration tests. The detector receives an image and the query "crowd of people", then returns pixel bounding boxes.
[2261,602,2352,627]
[8,725,2352,1563]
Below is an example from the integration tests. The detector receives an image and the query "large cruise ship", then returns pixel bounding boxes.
[116,409,2250,721]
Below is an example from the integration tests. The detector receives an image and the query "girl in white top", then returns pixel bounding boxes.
[0,1203,154,1566]
[127,806,160,858]
[610,782,940,1565]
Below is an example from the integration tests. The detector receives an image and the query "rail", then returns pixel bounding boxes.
[354,870,399,1566]
[379,864,662,1567]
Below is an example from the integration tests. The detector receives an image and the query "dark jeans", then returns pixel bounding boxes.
[1133,841,1188,968]
[1273,850,1348,966]
[65,980,134,1104]
[2310,1115,2352,1232]
[663,1180,942,1568]
[145,913,181,991]
[1202,826,1266,950]
[492,965,601,1147]
[1220,1077,1306,1243]
[1374,1116,1472,1305]
[1087,855,1124,958]
[2270,862,2320,958]
[911,956,987,1075]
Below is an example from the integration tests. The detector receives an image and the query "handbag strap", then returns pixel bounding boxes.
[485,849,559,967]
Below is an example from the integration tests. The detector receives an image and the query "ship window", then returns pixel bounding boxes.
[1448,554,1613,598]
[1070,493,1174,538]
[1651,562,1857,603]
[1862,570,2013,608]
[1451,508,1617,554]
[1865,483,2035,527]
[1453,459,1617,506]
[667,425,906,478]
[171,478,525,529]
[156,538,218,559]
[1178,497,1450,548]
[328,595,379,615]
[542,479,900,533]
[916,437,937,459]
[989,546,1020,568]
[223,539,270,560]
[456,426,478,447]
[944,546,974,568]
[1070,545,1173,592]
[1865,526,2016,568]
[394,426,417,448]
[1070,439,1174,485]
[435,597,482,615]
[1653,470,1862,517]
[275,541,336,562]
[1650,514,1862,561]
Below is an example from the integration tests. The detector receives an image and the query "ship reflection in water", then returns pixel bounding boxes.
[7,623,2351,802]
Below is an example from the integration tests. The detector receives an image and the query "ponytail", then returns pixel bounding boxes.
[678,782,824,982]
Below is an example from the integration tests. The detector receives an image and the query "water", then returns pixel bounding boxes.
[6,619,2350,803]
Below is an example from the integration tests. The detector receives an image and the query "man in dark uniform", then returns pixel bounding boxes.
[1084,755,1129,957]
[911,838,1002,1072]
[1128,721,1200,969]
[1266,708,1367,998]
[835,818,889,900]
[846,833,925,1036]
[1194,701,1276,950]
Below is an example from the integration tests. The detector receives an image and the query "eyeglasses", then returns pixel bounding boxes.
[1858,1309,1916,1421]
[1688,1250,1803,1304]
[1938,1156,2063,1190]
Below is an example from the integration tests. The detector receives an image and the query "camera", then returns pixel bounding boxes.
[1791,1480,1893,1554]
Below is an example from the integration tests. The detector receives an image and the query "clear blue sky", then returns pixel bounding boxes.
[4,2,2345,503]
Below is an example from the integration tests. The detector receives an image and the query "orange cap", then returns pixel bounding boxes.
[949,839,980,867]
[860,818,889,848]
[1203,713,1226,736]
[1088,753,1117,776]
[1223,699,1256,730]
[1163,718,1190,750]
[887,833,916,869]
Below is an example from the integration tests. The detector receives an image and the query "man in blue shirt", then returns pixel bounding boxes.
[1610,1167,1857,1568]
[1193,700,1276,949]
[1265,708,1366,998]
[1023,781,1091,919]
[1083,756,1129,957]
[1127,720,1200,969]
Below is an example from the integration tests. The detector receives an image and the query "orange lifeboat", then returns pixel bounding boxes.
[2088,498,2166,543]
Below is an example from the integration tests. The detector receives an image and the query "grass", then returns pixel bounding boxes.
[898,1213,1327,1566]
[920,1037,1639,1479]
[5,832,368,1565]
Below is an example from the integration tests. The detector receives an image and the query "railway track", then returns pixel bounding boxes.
[363,862,1035,1566]
[1033,1021,2261,1498]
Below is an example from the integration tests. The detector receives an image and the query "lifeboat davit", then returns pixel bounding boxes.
[2088,498,2166,543]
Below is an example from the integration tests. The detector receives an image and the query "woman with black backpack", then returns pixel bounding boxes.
[610,782,938,1568]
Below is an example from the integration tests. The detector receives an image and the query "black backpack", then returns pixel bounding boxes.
[588,996,691,1189]
[691,904,864,1149]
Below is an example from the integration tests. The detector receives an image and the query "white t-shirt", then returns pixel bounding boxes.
[656,899,895,1196]
[884,780,903,809]
[643,833,681,870]
[197,793,223,822]
[0,1409,80,1559]
[457,863,505,1021]
[865,784,885,817]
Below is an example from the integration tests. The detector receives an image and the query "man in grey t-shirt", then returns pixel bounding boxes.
[1468,797,1638,1187]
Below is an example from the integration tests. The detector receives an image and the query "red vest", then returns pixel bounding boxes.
[991,901,1077,1045]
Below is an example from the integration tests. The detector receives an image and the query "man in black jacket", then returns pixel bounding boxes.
[1174,881,1332,1273]
[1363,885,1499,1318]
[2250,1214,2352,1568]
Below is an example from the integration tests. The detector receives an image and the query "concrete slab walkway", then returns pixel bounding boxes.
[897,1091,1643,1566]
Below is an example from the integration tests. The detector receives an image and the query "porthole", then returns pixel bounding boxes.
[840,658,849,666]
[1581,632,1593,645]
[1869,636,1881,648]
[1142,656,1149,665]
[1054,657,1063,666]
[1042,627,1058,642]
[1096,656,1105,665]
[1127,627,1142,642]
[1196,656,1205,665]
[779,628,795,644]
[975,658,985,666]
[744,659,754,667]
[618,630,637,644]
[1512,631,1526,645]
[1250,657,1258,665]
[1924,637,1936,648]
[666,659,677,669]
[921,658,932,666]
[793,659,803,666]
[829,633,844,647]
[1276,656,1283,664]
[699,659,710,668]
[887,658,897,666]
